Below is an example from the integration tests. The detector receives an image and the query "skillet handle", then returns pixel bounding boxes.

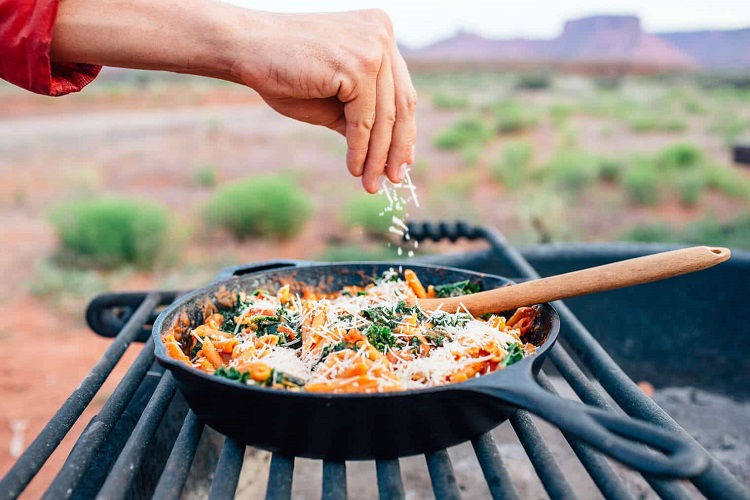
[469,381,709,478]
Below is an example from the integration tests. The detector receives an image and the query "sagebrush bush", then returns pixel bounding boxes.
[675,169,708,207]
[317,243,400,262]
[657,143,703,170]
[548,103,573,125]
[204,176,312,240]
[625,110,687,133]
[598,158,625,182]
[433,117,492,150]
[620,215,750,249]
[515,73,551,90]
[543,151,601,192]
[622,160,661,205]
[49,197,173,268]
[492,141,533,189]
[432,91,469,110]
[193,164,218,187]
[341,194,403,235]
[461,143,483,167]
[619,222,676,243]
[705,165,750,199]
[493,100,539,134]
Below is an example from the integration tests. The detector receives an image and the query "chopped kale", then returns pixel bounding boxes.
[430,311,471,329]
[220,318,238,333]
[501,343,524,367]
[317,341,349,366]
[408,336,422,352]
[276,371,306,388]
[362,306,398,328]
[433,280,481,298]
[217,296,248,334]
[190,337,204,358]
[395,300,426,320]
[426,334,446,347]
[374,269,400,284]
[357,291,369,296]
[366,324,396,352]
[214,366,250,384]
[252,315,280,337]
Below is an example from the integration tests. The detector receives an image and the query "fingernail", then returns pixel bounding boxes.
[397,163,407,183]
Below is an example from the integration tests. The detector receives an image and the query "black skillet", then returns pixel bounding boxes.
[152,260,708,478]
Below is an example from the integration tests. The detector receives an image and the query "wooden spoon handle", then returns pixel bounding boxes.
[414,246,731,315]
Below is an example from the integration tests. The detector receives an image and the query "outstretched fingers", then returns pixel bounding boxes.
[343,73,377,179]
[385,50,417,184]
[361,56,396,193]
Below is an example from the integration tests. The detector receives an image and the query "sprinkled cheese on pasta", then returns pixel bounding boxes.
[164,269,537,393]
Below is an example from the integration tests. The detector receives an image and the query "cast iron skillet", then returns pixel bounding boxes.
[152,260,708,478]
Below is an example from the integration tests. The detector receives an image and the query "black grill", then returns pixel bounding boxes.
[1,222,748,500]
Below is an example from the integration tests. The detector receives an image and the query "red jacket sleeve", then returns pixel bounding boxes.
[0,0,101,96]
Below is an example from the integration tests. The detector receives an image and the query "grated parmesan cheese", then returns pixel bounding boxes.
[174,268,536,393]
[380,167,420,258]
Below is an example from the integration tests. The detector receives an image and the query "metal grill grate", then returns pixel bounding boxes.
[2,222,748,500]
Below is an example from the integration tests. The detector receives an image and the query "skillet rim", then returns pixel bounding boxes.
[151,261,559,400]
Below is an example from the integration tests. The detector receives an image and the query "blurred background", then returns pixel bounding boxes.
[1,1,749,495]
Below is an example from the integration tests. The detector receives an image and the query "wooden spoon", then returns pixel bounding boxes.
[411,246,731,316]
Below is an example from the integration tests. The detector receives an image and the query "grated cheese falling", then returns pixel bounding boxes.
[379,167,420,258]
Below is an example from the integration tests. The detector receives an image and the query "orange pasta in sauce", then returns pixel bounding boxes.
[163,268,537,393]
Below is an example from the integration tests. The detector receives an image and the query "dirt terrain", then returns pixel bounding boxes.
[1,75,748,496]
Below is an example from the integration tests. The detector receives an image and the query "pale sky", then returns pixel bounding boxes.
[227,0,750,49]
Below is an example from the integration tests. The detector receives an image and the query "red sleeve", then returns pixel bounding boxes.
[0,0,101,96]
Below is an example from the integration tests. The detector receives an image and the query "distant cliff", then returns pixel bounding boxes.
[407,15,748,71]
[658,28,750,69]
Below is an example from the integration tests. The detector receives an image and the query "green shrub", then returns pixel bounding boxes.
[514,73,552,90]
[675,169,708,207]
[619,222,676,243]
[622,160,661,205]
[664,86,706,115]
[204,175,312,240]
[705,165,750,199]
[461,143,483,167]
[625,110,687,133]
[621,215,750,249]
[493,100,539,134]
[491,141,533,189]
[708,114,748,147]
[341,194,404,235]
[548,104,574,125]
[684,215,750,249]
[49,197,173,268]
[317,243,400,262]
[598,158,625,182]
[557,125,579,150]
[592,76,624,90]
[433,117,492,150]
[29,258,109,298]
[543,151,601,192]
[432,91,469,110]
[193,164,218,187]
[656,143,703,170]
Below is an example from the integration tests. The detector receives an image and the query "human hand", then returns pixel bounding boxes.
[232,9,418,193]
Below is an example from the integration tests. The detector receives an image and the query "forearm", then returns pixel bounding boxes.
[50,0,249,83]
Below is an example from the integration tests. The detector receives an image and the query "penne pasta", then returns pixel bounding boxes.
[163,268,537,393]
